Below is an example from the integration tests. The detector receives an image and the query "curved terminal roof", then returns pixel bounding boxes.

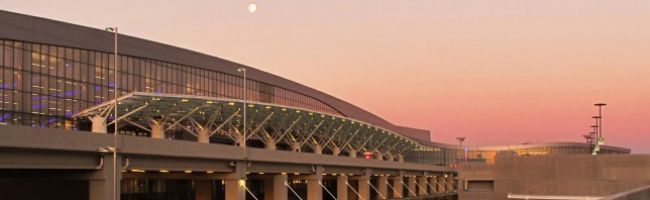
[0,10,402,134]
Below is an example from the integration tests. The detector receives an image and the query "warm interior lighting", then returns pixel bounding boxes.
[159,169,169,173]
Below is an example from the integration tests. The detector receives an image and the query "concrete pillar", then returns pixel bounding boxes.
[357,176,370,200]
[306,178,322,200]
[313,144,322,154]
[418,176,428,196]
[235,135,246,148]
[264,174,287,200]
[428,177,437,194]
[390,176,403,198]
[195,180,212,200]
[224,179,245,200]
[306,166,323,200]
[396,155,404,162]
[150,120,164,139]
[223,161,247,200]
[377,176,388,199]
[290,143,301,152]
[385,154,394,162]
[332,147,341,156]
[374,152,383,160]
[197,128,209,143]
[337,175,348,200]
[348,149,357,158]
[89,154,121,200]
[264,138,277,150]
[437,177,446,193]
[446,176,454,192]
[90,116,107,133]
[407,176,417,197]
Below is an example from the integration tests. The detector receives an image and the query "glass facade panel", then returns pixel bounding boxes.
[0,39,341,127]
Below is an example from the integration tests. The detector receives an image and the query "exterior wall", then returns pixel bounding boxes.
[465,143,630,165]
[459,154,650,200]
[458,163,495,200]
[0,9,403,133]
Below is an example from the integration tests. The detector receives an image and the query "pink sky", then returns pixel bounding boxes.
[2,1,649,152]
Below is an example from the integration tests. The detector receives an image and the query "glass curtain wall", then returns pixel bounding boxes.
[0,39,341,127]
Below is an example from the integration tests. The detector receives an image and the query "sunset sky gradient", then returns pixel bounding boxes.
[2,1,649,152]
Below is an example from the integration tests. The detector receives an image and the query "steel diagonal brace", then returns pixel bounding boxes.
[426,182,437,194]
[316,120,337,143]
[107,103,149,126]
[370,137,390,152]
[385,140,402,153]
[205,105,222,129]
[99,104,115,118]
[188,116,204,130]
[322,123,345,150]
[122,118,151,133]
[397,143,416,154]
[367,180,386,200]
[416,181,429,195]
[164,105,203,131]
[209,110,240,137]
[178,123,199,136]
[342,127,362,151]
[299,120,325,148]
[330,124,354,149]
[275,115,302,142]
[401,181,417,197]
[246,112,275,140]
[260,129,274,142]
[385,181,401,197]
[354,133,375,151]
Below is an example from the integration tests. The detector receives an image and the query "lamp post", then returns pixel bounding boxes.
[237,68,247,150]
[594,103,606,141]
[591,116,601,155]
[104,26,119,200]
[589,125,598,145]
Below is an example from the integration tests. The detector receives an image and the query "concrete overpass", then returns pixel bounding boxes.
[0,93,458,200]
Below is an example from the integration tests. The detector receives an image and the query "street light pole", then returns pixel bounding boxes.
[237,68,247,151]
[105,26,119,200]
[594,103,607,141]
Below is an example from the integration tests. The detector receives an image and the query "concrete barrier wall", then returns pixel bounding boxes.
[460,154,650,200]
[493,154,650,198]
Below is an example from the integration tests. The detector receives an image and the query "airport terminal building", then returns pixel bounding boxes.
[0,10,631,200]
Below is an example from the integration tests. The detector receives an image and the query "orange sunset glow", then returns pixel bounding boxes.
[3,1,648,152]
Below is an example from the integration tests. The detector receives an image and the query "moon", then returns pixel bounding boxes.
[248,3,257,13]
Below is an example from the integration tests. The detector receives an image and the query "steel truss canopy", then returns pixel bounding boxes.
[73,92,421,157]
